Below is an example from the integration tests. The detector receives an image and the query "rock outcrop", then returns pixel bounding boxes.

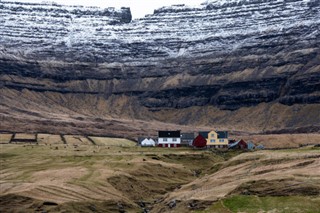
[0,0,319,135]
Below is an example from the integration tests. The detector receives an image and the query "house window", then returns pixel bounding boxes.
[163,138,167,142]
[211,134,215,137]
[173,138,177,142]
[219,139,224,142]
[210,139,215,143]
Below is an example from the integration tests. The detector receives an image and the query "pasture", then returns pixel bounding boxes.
[0,133,319,212]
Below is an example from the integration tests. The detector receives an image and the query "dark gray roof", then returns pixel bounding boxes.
[217,131,228,139]
[158,131,181,138]
[181,133,195,140]
[199,131,209,138]
[228,141,239,148]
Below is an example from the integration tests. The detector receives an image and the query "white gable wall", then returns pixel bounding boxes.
[141,138,155,146]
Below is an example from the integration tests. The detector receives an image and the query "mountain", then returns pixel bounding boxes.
[0,0,319,136]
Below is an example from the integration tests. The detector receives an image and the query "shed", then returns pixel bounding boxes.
[247,141,255,150]
[141,138,156,147]
[228,139,248,149]
[192,134,207,148]
[256,144,265,150]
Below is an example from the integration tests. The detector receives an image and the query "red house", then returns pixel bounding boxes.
[192,135,207,148]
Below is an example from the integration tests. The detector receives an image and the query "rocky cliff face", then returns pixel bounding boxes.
[0,0,319,135]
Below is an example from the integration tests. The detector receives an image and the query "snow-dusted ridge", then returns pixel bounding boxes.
[2,0,128,12]
[0,0,319,111]
[0,0,319,62]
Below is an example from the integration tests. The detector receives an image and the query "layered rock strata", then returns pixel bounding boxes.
[0,0,319,134]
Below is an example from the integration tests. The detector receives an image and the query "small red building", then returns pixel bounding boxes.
[192,135,207,148]
[228,139,248,149]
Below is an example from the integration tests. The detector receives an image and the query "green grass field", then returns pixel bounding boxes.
[197,195,320,213]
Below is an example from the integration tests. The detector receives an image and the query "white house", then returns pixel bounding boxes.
[140,138,156,147]
[158,131,181,148]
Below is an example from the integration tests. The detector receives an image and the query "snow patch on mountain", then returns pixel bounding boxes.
[0,0,319,61]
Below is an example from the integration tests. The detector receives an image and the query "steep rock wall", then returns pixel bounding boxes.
[0,0,319,134]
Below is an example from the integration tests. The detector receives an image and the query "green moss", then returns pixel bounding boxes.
[223,195,320,213]
[0,153,17,159]
[195,196,320,213]
[193,200,230,213]
[211,149,244,161]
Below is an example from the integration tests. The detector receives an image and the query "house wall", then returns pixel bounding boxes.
[158,138,181,144]
[247,142,255,150]
[181,139,193,146]
[158,144,181,148]
[207,131,228,146]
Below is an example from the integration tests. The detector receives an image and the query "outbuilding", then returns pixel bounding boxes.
[140,138,156,147]
[228,139,248,149]
[192,134,207,148]
[247,141,255,150]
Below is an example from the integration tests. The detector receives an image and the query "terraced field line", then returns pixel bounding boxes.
[95,182,126,198]
[0,184,15,194]
[9,133,15,143]
[0,172,17,180]
[41,185,100,201]
[41,185,90,200]
[60,135,67,144]
[34,187,81,201]
[86,136,97,145]
[78,182,122,199]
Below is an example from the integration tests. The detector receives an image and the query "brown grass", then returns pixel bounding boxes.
[13,133,36,140]
[0,142,227,212]
[63,135,92,146]
[89,137,136,147]
[37,134,63,145]
[1,134,320,213]
[0,134,12,143]
[237,133,320,148]
[1,86,319,139]
[153,149,320,212]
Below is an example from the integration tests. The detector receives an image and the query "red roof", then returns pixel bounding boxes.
[192,135,207,148]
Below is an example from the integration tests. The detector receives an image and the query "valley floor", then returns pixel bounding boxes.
[0,134,319,212]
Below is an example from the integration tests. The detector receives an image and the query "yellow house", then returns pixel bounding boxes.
[207,130,228,148]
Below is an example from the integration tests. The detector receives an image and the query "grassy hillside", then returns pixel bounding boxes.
[1,87,319,137]
[0,138,228,212]
[197,196,320,213]
[1,136,319,212]
[152,147,320,212]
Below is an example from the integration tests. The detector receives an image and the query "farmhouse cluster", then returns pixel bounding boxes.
[138,130,258,149]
